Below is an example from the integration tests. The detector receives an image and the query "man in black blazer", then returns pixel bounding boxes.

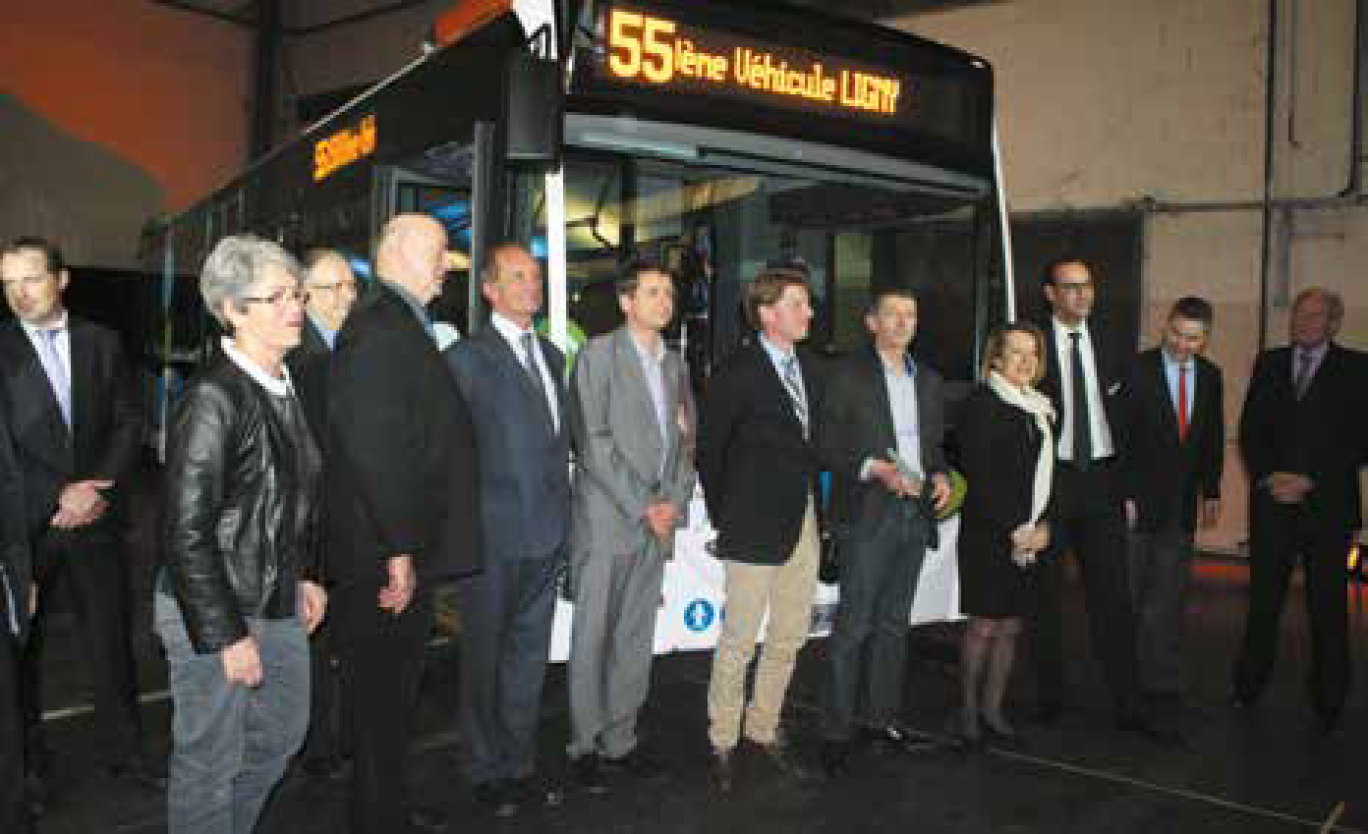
[1121,297,1224,703]
[699,265,824,791]
[445,243,572,817]
[1031,256,1161,738]
[817,288,951,775]
[327,215,481,834]
[286,248,358,778]
[0,237,156,796]
[1,395,35,833]
[1233,288,1365,734]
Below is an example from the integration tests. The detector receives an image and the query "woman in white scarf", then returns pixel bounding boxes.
[954,323,1054,747]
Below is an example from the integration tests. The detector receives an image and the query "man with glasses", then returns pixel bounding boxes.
[1032,256,1169,741]
[0,237,160,812]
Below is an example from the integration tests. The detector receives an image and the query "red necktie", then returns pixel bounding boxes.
[1176,364,1189,441]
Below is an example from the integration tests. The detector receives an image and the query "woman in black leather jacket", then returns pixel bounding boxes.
[155,235,326,834]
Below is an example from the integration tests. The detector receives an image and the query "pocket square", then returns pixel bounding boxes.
[1107,381,1123,396]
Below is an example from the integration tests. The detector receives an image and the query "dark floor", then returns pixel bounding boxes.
[27,487,1368,833]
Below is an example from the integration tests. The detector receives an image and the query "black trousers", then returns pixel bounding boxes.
[299,615,347,767]
[1233,493,1351,721]
[337,575,433,834]
[23,526,140,765]
[1031,460,1143,714]
[1,591,32,833]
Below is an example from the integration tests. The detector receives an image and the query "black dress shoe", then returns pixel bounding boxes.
[819,740,851,777]
[572,754,610,794]
[708,748,734,793]
[859,723,935,755]
[474,781,518,818]
[109,756,168,791]
[601,748,667,782]
[981,722,1022,748]
[406,806,448,833]
[749,733,813,780]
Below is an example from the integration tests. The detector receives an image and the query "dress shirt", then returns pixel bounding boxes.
[307,312,337,351]
[1292,341,1328,390]
[490,311,560,431]
[860,354,923,481]
[758,332,807,423]
[20,310,71,400]
[221,337,294,397]
[629,330,670,479]
[1052,318,1116,461]
[1161,348,1195,426]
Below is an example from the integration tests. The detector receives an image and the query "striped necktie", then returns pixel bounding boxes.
[781,355,808,437]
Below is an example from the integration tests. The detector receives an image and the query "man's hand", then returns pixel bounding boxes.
[221,636,263,687]
[299,581,327,634]
[869,460,918,498]
[645,501,679,543]
[1124,500,1139,529]
[50,479,114,529]
[378,555,416,614]
[1266,472,1313,504]
[1200,498,1221,529]
[930,473,951,513]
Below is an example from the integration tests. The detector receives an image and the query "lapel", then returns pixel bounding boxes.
[67,318,94,445]
[613,328,667,453]
[1143,350,1182,442]
[0,320,71,462]
[1301,343,1343,403]
[480,323,558,436]
[862,346,898,449]
[751,341,804,435]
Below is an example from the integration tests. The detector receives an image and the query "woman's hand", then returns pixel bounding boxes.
[221,636,263,687]
[299,581,328,635]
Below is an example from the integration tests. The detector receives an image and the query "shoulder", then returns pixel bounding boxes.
[1195,354,1222,380]
[178,358,248,417]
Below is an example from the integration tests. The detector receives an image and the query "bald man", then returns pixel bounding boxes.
[327,215,481,833]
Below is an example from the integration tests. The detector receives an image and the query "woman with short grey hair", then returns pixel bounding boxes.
[156,233,326,834]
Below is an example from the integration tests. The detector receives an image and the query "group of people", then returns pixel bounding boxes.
[0,223,1361,834]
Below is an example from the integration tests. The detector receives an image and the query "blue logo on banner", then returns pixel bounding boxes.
[684,599,715,632]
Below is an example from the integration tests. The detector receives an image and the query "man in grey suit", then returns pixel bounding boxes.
[565,260,696,792]
[445,243,572,818]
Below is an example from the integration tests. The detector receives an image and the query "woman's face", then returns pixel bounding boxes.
[225,263,305,357]
[995,330,1039,388]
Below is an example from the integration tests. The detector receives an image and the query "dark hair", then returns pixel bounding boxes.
[980,321,1047,385]
[480,241,532,285]
[866,287,917,316]
[616,256,673,298]
[302,247,345,271]
[2,236,66,274]
[1169,296,1214,327]
[1041,254,1089,287]
[744,264,810,330]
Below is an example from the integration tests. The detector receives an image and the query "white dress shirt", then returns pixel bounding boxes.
[1052,318,1116,461]
[490,312,560,431]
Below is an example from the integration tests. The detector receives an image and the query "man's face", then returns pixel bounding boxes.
[400,221,449,304]
[758,284,812,346]
[865,294,917,353]
[303,256,359,332]
[483,247,543,324]
[1043,261,1095,325]
[1290,292,1337,348]
[620,269,675,333]
[1162,315,1209,363]
[0,248,68,326]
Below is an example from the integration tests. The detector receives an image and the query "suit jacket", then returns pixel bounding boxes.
[0,396,32,643]
[819,345,947,545]
[1037,317,1132,468]
[1239,342,1365,532]
[0,316,142,544]
[1120,348,1224,532]
[568,326,696,564]
[326,283,482,585]
[697,339,825,565]
[445,321,572,562]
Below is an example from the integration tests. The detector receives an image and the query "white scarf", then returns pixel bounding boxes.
[986,371,1056,529]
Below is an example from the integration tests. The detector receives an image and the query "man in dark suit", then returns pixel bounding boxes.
[1031,256,1163,738]
[0,237,157,797]
[817,288,951,776]
[446,243,572,817]
[1233,287,1364,734]
[1121,296,1224,704]
[1,395,35,833]
[286,248,358,779]
[328,214,481,834]
[698,265,824,792]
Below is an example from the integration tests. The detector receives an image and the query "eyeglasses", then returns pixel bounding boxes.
[306,281,357,295]
[1053,281,1094,294]
[241,288,307,307]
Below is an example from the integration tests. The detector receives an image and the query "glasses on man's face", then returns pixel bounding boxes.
[241,288,307,307]
[306,281,357,295]
[1054,281,1094,294]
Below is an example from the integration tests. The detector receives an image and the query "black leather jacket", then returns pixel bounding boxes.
[160,352,322,654]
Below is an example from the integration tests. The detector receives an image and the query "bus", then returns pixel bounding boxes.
[149,0,1015,651]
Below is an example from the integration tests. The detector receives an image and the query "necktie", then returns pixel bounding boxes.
[1293,350,1315,400]
[521,330,553,422]
[1069,331,1092,469]
[1176,363,1189,441]
[782,355,808,437]
[36,327,72,429]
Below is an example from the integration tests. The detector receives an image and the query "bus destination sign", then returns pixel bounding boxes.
[600,7,911,121]
[314,114,377,182]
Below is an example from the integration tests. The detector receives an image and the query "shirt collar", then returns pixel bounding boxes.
[307,312,337,351]
[758,332,796,367]
[1053,316,1091,343]
[20,310,69,339]
[1295,341,1329,363]
[628,328,665,366]
[221,337,293,397]
[490,311,535,349]
[1160,347,1191,371]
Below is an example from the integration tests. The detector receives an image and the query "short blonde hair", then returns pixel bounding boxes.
[980,321,1047,385]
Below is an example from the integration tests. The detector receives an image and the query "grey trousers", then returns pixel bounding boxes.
[566,542,667,759]
[1126,522,1194,695]
[155,593,310,834]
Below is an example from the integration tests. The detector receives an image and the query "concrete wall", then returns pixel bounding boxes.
[899,0,1367,553]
